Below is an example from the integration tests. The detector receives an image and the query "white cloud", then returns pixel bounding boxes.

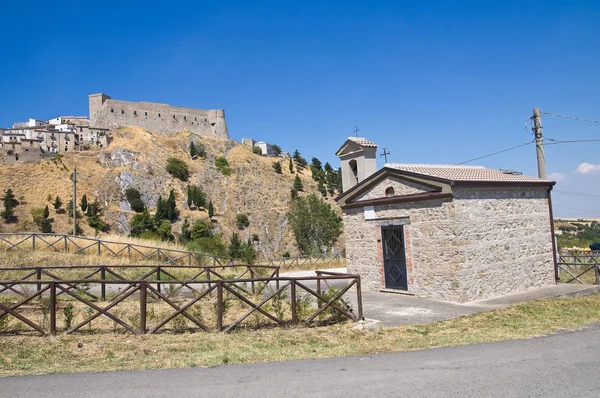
[548,172,566,182]
[575,162,600,175]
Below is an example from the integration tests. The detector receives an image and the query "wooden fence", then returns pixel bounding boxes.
[0,266,362,335]
[557,253,600,284]
[0,233,344,269]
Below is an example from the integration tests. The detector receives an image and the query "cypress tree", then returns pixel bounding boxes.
[167,189,177,221]
[208,200,214,219]
[190,142,197,158]
[289,158,294,174]
[187,185,192,209]
[43,205,50,219]
[80,194,88,213]
[53,196,62,211]
[293,175,303,191]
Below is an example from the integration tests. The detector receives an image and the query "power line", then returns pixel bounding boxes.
[554,190,600,199]
[553,204,598,213]
[542,112,600,124]
[544,138,600,146]
[456,139,535,165]
[554,191,600,202]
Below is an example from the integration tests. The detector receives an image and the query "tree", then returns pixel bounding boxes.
[41,217,53,233]
[324,162,333,173]
[43,205,50,220]
[1,189,19,223]
[187,185,192,209]
[87,201,108,233]
[167,189,177,221]
[53,196,62,211]
[180,218,192,243]
[311,157,323,170]
[125,188,144,212]
[241,239,257,265]
[271,144,282,156]
[253,146,262,155]
[166,157,190,181]
[191,219,213,240]
[290,188,299,200]
[236,213,249,230]
[287,193,343,255]
[292,150,301,162]
[272,161,282,174]
[208,200,214,219]
[130,209,156,236]
[192,185,206,209]
[80,194,88,213]
[289,158,294,174]
[227,233,244,259]
[129,198,145,213]
[189,142,197,159]
[293,175,304,191]
[156,220,174,241]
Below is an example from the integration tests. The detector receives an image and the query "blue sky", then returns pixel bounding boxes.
[1,0,599,217]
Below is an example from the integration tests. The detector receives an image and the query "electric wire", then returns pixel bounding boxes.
[456,139,535,165]
[542,112,600,124]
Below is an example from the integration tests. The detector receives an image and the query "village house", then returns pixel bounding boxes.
[336,137,557,302]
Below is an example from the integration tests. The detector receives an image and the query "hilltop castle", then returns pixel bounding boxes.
[89,94,229,139]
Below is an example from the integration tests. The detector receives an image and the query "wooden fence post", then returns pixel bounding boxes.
[356,276,364,321]
[291,280,297,325]
[101,266,106,301]
[595,265,599,285]
[36,267,42,295]
[140,282,147,334]
[217,281,223,332]
[49,282,56,335]
[156,266,162,294]
[32,234,36,251]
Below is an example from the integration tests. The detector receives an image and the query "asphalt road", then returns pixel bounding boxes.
[4,327,600,397]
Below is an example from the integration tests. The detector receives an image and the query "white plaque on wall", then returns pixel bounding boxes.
[364,206,376,220]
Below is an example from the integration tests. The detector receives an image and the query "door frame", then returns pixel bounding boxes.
[381,225,408,290]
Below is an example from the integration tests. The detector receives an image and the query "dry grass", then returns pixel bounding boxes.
[2,293,600,376]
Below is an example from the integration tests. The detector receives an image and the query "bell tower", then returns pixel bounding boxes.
[335,137,378,192]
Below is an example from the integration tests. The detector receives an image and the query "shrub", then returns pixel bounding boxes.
[191,219,213,240]
[187,235,227,256]
[166,157,190,181]
[253,146,262,155]
[272,144,282,156]
[293,175,303,191]
[215,157,232,176]
[236,213,249,230]
[156,220,174,242]
[129,198,145,213]
[272,161,282,174]
[125,188,141,202]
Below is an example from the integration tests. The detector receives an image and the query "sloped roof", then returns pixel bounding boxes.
[347,137,378,148]
[386,164,553,183]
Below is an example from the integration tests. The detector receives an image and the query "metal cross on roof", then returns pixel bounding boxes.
[380,147,390,163]
[353,126,360,137]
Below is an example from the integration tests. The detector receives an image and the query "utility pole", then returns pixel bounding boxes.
[532,108,547,179]
[72,167,77,235]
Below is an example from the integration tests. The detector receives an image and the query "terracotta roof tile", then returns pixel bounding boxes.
[386,164,553,183]
[347,137,378,148]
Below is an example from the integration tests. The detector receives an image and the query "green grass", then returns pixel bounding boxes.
[2,292,600,377]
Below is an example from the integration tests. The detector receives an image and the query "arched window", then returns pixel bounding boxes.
[385,187,395,197]
[349,159,358,181]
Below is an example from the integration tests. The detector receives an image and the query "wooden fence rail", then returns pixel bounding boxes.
[0,233,343,269]
[0,273,362,336]
[558,254,600,284]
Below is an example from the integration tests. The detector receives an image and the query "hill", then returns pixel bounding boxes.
[0,127,344,258]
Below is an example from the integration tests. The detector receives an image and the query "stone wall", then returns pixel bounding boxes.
[0,142,44,165]
[343,185,555,302]
[89,94,229,139]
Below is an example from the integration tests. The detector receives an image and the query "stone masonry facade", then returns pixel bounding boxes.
[344,186,555,302]
[89,93,229,139]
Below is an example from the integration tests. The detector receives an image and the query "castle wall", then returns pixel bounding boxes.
[89,94,229,139]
